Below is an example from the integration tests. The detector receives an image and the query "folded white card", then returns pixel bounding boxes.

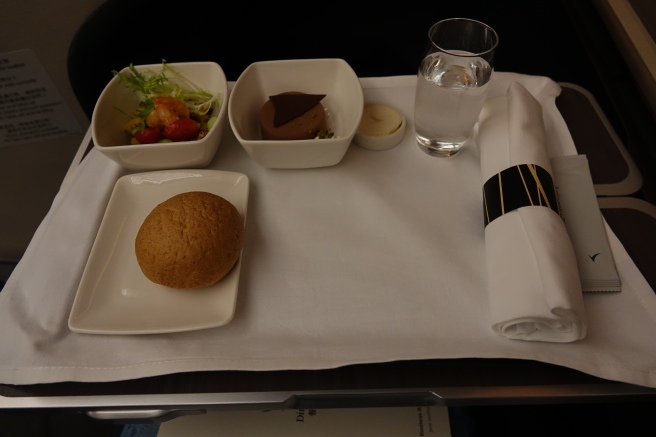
[551,154,621,293]
[478,81,587,342]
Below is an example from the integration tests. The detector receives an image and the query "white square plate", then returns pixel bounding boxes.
[68,169,249,335]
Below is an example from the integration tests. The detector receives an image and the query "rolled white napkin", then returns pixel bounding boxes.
[478,81,587,342]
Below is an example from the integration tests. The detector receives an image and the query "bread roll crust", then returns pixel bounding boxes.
[135,191,244,289]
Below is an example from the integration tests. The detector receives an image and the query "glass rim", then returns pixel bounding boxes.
[428,17,499,58]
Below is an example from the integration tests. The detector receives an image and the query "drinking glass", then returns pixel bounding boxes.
[414,18,498,157]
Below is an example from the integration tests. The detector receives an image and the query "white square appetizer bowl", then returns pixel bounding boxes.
[228,58,364,169]
[91,62,228,171]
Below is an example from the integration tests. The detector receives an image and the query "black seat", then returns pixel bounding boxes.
[599,197,656,291]
[67,0,427,119]
[557,82,643,197]
[67,0,611,120]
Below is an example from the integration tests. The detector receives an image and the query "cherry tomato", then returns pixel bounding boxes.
[162,118,200,142]
[133,127,161,144]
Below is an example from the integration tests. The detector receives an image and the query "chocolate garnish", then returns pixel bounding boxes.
[270,92,326,127]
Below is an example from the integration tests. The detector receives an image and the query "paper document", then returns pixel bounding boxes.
[157,406,451,437]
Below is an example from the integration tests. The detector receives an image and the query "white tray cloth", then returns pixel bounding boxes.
[1,73,655,387]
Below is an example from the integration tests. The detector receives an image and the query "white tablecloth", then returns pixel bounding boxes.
[1,73,655,387]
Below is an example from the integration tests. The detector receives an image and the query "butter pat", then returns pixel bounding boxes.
[359,104,403,135]
[354,103,406,151]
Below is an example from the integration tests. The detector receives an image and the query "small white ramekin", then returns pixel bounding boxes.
[353,103,406,151]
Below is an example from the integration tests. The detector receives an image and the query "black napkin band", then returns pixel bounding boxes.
[483,164,560,227]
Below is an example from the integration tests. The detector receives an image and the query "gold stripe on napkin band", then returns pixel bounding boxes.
[483,163,560,227]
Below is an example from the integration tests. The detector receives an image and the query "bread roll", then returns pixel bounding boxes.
[135,191,244,289]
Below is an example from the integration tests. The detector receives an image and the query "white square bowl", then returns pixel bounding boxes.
[92,62,228,171]
[228,59,364,169]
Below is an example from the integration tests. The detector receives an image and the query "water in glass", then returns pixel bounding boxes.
[414,51,492,157]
